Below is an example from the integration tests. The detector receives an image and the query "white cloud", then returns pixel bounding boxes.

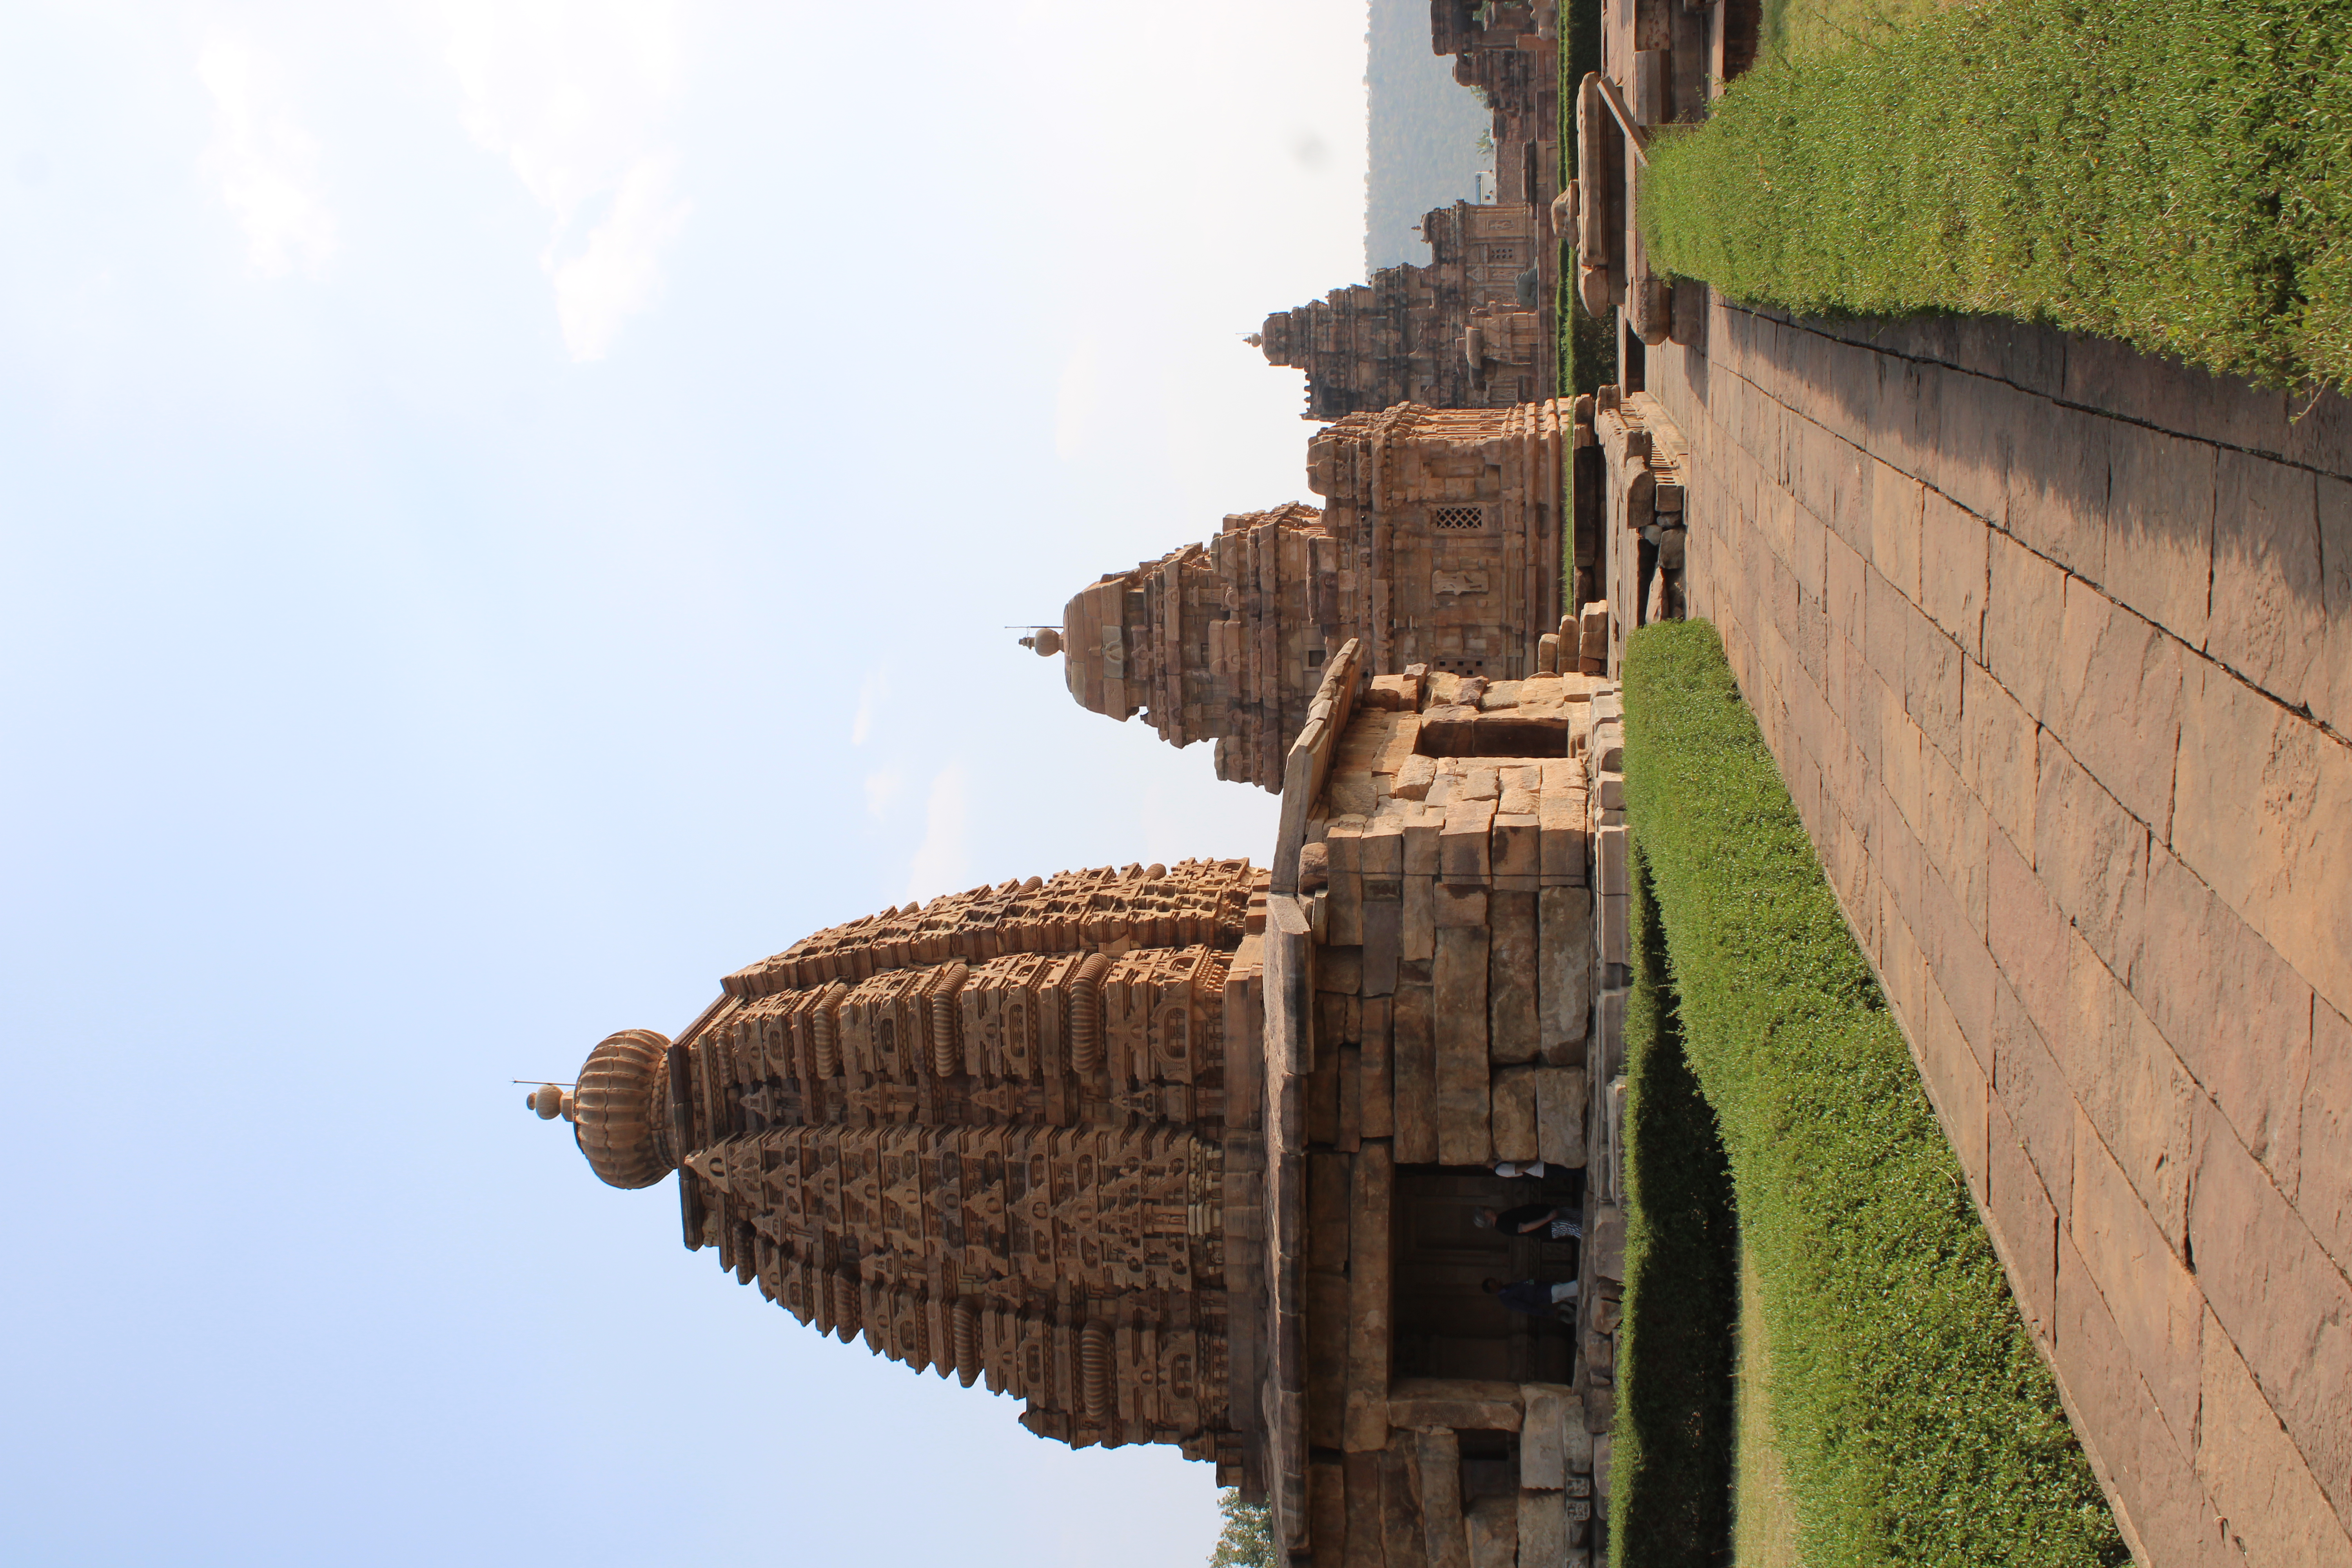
[198,39,336,278]
[862,769,903,820]
[904,764,970,904]
[444,0,691,361]
[549,154,688,361]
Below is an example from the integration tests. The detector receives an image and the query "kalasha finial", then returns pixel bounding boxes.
[1020,627,1063,657]
[527,1084,572,1121]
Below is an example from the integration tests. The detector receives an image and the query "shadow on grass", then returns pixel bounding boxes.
[1610,841,1739,1568]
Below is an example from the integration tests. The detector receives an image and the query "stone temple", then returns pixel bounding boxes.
[534,635,1631,1566]
[1256,201,1554,422]
[1051,399,1589,789]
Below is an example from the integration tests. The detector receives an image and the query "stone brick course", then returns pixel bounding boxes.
[1647,292,2352,1567]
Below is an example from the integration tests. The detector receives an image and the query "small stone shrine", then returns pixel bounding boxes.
[1047,401,1588,789]
[534,638,1633,1565]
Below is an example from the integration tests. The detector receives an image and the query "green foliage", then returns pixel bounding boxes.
[1644,0,2352,394]
[1759,0,1947,62]
[1209,1488,1275,1568]
[1607,838,1739,1567]
[1619,621,2127,1568]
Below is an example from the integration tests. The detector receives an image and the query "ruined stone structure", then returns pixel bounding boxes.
[1586,387,1690,656]
[1048,402,1586,788]
[1256,202,1551,421]
[1060,503,1331,792]
[1254,645,1625,1566]
[535,639,1634,1565]
[1259,14,1567,423]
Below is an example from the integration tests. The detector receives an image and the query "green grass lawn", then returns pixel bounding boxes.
[1644,0,2352,394]
[1615,619,2126,1568]
[1759,0,1945,62]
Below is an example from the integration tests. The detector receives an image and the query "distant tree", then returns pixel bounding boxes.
[1477,129,1496,156]
[1209,1488,1275,1568]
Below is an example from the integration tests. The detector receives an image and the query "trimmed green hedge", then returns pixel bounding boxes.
[1619,620,2125,1568]
[1607,837,1739,1567]
[1644,0,2352,394]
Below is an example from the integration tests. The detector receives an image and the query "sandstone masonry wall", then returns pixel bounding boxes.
[1649,297,2352,1568]
[1274,657,1615,1566]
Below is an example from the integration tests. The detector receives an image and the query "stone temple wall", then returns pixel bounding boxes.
[1252,641,1620,1565]
[548,636,1628,1566]
[1644,293,2352,1568]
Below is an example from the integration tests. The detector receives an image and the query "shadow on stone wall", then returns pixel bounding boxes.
[1608,842,1738,1568]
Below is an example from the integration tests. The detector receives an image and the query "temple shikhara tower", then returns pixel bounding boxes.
[544,860,1270,1474]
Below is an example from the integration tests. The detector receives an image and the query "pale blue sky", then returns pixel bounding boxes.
[0,3,1392,1563]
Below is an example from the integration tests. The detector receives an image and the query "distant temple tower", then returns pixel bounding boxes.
[1255,202,1551,420]
[1039,401,1586,787]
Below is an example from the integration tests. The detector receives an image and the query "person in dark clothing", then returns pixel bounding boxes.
[1472,1202,1583,1241]
[1482,1276,1580,1319]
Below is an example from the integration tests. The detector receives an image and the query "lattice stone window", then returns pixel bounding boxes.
[1486,243,1517,263]
[1430,505,1486,530]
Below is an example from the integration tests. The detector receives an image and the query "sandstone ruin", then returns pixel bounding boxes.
[1255,0,1568,427]
[1430,0,1562,209]
[523,4,2352,1562]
